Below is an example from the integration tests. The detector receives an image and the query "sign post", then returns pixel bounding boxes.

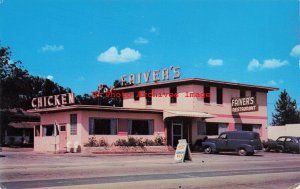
[174,139,192,163]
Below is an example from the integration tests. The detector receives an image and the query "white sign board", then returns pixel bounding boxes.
[174,139,192,163]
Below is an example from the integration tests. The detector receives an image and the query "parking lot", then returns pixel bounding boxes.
[0,149,300,189]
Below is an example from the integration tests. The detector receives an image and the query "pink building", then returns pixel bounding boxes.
[30,78,277,152]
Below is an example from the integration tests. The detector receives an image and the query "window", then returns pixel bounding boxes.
[134,91,139,101]
[197,122,228,135]
[35,125,40,136]
[170,87,177,103]
[145,89,152,105]
[206,123,219,135]
[242,124,252,131]
[70,114,77,135]
[89,118,117,135]
[60,126,66,131]
[128,120,154,135]
[216,87,223,104]
[240,90,246,98]
[251,91,256,98]
[42,125,54,136]
[219,133,227,139]
[236,124,260,132]
[276,137,285,142]
[204,86,210,103]
[7,127,23,136]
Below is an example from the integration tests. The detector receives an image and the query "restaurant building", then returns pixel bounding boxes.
[30,76,277,152]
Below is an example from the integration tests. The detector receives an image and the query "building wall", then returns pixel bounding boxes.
[35,110,165,152]
[268,124,300,140]
[122,84,269,141]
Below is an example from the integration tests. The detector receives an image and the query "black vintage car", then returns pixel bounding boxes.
[264,136,300,153]
[202,131,262,156]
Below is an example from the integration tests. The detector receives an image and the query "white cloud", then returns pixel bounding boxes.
[77,76,85,81]
[97,46,141,63]
[267,80,277,86]
[150,26,159,33]
[207,58,223,66]
[247,59,261,71]
[262,59,288,69]
[247,58,288,71]
[46,75,53,80]
[290,44,300,57]
[134,37,149,44]
[42,44,64,52]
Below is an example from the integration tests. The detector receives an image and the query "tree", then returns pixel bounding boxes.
[0,45,71,110]
[271,90,300,126]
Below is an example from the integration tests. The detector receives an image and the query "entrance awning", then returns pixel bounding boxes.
[8,122,40,129]
[163,110,215,120]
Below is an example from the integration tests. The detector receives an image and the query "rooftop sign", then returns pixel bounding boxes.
[120,66,181,86]
[231,96,258,113]
[31,93,75,108]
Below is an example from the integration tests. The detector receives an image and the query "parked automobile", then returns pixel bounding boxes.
[193,136,208,152]
[202,131,262,156]
[264,136,300,153]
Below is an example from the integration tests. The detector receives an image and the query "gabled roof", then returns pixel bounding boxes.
[114,78,278,92]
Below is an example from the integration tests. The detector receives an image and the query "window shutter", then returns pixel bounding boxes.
[128,120,132,135]
[110,119,117,135]
[252,124,260,133]
[89,118,94,135]
[218,123,228,135]
[235,123,242,131]
[148,120,154,135]
[197,121,206,135]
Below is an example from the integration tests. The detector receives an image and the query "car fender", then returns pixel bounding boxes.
[236,144,254,152]
[202,142,217,152]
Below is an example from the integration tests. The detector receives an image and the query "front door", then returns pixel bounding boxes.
[59,125,67,153]
[172,123,183,147]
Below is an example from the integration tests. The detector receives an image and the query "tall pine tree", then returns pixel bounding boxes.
[272,90,300,126]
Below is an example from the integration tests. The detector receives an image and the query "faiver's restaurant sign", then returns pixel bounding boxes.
[32,93,75,108]
[231,96,258,113]
[120,66,181,86]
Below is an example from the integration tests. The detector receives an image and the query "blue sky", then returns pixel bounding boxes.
[0,0,299,124]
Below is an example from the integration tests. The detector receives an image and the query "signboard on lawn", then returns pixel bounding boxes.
[174,139,192,163]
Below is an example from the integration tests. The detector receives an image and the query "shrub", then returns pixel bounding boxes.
[143,138,155,146]
[84,136,99,147]
[114,136,166,147]
[154,135,165,146]
[114,139,127,146]
[98,137,108,147]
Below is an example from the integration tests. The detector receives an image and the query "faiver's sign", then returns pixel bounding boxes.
[32,93,75,108]
[231,96,258,113]
[121,66,181,86]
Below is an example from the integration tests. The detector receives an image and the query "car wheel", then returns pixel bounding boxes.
[204,146,212,154]
[238,148,247,156]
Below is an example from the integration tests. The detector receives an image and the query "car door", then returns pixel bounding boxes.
[216,133,228,151]
[276,137,286,151]
[284,137,298,153]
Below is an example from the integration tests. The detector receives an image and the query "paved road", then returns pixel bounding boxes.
[0,150,300,189]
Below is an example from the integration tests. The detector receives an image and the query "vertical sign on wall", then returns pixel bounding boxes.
[174,139,192,163]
